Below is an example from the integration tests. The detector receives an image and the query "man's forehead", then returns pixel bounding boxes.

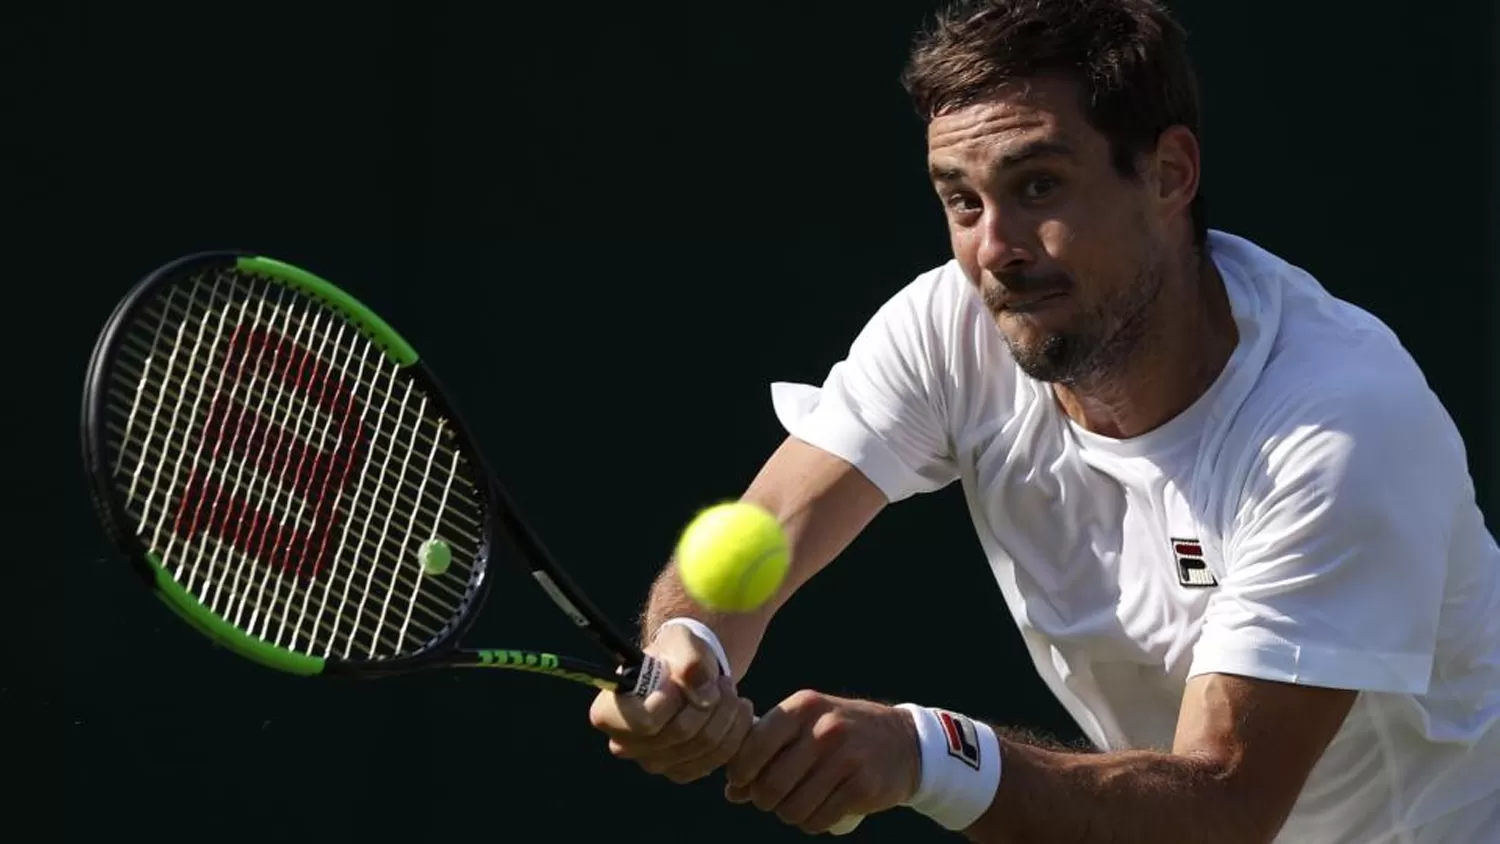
[925,80,1091,167]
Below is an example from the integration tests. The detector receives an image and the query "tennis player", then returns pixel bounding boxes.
[588,1,1500,840]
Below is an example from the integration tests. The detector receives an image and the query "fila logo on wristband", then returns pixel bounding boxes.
[897,703,1002,831]
[937,710,982,770]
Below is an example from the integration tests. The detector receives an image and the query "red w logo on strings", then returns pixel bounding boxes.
[173,323,367,580]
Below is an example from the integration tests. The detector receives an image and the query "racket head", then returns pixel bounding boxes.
[82,251,507,677]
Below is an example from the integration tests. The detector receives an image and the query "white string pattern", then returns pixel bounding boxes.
[104,268,487,661]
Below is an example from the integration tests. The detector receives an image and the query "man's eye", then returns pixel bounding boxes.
[1023,175,1060,200]
[946,193,981,212]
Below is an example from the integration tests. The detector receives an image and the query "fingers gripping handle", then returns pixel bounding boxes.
[748,714,866,836]
[626,658,863,836]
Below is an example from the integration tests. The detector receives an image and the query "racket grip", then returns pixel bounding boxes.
[624,654,667,698]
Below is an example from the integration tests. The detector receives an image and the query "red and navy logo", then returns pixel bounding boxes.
[937,710,982,770]
[1171,538,1218,588]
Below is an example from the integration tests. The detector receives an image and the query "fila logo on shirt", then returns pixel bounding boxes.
[1171,537,1218,588]
[936,710,982,770]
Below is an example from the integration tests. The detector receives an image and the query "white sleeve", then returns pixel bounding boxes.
[769,270,960,502]
[1189,381,1466,695]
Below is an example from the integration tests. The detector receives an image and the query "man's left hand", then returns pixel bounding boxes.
[724,690,920,834]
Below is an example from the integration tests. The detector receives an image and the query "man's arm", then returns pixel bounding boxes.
[964,672,1356,844]
[639,435,889,679]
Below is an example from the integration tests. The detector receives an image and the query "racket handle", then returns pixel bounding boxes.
[623,654,666,698]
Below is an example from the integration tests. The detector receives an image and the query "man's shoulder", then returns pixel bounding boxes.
[1228,318,1454,487]
[1241,332,1435,445]
[1213,231,1457,469]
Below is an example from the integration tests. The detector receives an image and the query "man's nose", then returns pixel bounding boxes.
[975,208,1032,276]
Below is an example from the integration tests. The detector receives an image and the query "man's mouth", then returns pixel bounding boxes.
[999,291,1066,313]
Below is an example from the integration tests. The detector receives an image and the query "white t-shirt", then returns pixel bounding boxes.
[770,230,1500,842]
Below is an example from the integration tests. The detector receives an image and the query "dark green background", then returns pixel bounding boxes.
[24,1,1495,841]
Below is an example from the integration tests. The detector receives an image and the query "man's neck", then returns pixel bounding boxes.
[1053,252,1238,440]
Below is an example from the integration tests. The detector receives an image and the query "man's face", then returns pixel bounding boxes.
[926,77,1172,384]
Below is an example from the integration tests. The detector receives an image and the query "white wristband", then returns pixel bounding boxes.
[896,703,1003,831]
[653,617,733,680]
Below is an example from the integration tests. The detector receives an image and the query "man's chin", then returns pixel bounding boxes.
[1000,330,1087,384]
[994,317,1059,354]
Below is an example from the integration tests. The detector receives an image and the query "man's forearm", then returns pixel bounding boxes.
[965,738,1271,844]
[638,564,775,679]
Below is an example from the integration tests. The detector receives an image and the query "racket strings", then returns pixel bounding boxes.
[105,358,485,548]
[113,293,487,518]
[104,267,488,662]
[106,423,458,649]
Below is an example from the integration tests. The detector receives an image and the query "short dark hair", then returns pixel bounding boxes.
[901,0,1207,248]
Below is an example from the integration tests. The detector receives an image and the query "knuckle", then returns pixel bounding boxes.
[656,631,713,673]
[785,688,824,710]
[678,655,713,683]
[810,711,851,744]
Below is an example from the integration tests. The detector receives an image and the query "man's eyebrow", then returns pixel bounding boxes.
[928,139,1080,182]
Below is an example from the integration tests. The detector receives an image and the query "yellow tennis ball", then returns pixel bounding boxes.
[674,501,789,613]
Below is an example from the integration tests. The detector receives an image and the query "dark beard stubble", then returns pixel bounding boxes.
[995,257,1167,387]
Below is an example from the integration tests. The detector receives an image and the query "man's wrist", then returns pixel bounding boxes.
[652,617,733,679]
[895,703,1003,831]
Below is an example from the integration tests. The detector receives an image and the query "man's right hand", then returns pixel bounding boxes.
[588,622,757,784]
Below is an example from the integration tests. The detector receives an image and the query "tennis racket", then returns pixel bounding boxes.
[80,251,864,836]
[80,250,665,696]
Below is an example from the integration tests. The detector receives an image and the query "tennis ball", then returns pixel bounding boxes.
[419,538,451,576]
[674,501,789,613]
